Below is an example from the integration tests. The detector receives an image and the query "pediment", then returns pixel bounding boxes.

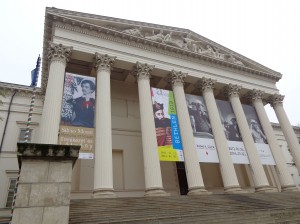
[43,7,282,91]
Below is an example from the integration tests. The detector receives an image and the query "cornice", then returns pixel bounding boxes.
[42,8,282,93]
[0,82,43,99]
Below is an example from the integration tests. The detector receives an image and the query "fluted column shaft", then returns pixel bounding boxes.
[226,85,272,192]
[93,53,116,198]
[135,62,167,196]
[198,78,241,192]
[250,90,296,191]
[169,71,207,195]
[270,94,300,174]
[39,43,72,144]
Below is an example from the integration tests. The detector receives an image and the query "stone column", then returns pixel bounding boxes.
[269,94,300,174]
[169,70,207,195]
[226,84,274,192]
[135,62,168,196]
[93,53,116,198]
[39,43,72,144]
[12,143,80,224]
[197,78,242,193]
[249,90,297,191]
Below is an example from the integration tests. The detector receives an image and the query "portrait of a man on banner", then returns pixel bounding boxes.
[61,73,96,128]
[151,87,184,162]
[153,101,172,147]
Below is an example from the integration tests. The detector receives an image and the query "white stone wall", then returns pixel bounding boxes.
[273,123,300,188]
[0,86,43,208]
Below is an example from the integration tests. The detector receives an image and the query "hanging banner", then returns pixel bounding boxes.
[242,104,275,165]
[216,99,250,164]
[151,87,184,161]
[185,94,219,163]
[59,72,95,159]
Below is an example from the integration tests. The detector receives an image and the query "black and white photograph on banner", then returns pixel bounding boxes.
[216,99,250,164]
[185,94,213,138]
[242,104,275,165]
[215,99,242,142]
[242,104,267,144]
[61,73,96,128]
[185,94,219,163]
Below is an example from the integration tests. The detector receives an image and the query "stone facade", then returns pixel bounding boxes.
[1,6,300,222]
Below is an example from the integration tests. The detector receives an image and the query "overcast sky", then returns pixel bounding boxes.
[0,0,299,125]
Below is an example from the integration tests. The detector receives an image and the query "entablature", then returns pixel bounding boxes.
[42,7,282,94]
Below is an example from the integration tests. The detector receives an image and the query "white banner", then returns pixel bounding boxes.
[228,141,250,164]
[256,143,276,165]
[194,138,219,163]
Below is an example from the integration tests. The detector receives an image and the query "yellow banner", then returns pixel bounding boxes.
[158,145,179,161]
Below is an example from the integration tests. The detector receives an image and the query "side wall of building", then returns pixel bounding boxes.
[273,124,300,188]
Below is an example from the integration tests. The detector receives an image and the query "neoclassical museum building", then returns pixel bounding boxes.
[1,7,300,213]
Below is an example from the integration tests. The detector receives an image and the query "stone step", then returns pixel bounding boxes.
[69,192,300,224]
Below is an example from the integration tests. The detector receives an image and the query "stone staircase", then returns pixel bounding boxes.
[69,192,300,224]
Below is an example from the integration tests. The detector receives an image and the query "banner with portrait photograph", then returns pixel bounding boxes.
[185,94,219,163]
[58,72,95,159]
[242,104,275,165]
[151,87,184,161]
[216,99,250,164]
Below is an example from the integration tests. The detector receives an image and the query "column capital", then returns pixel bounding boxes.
[47,42,72,64]
[247,89,265,103]
[268,93,284,108]
[224,84,242,98]
[168,70,186,87]
[135,62,154,81]
[95,53,116,72]
[196,77,216,92]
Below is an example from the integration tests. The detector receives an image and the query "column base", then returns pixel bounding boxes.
[255,186,278,193]
[188,187,211,196]
[93,189,116,198]
[224,186,248,194]
[281,185,299,192]
[145,188,170,197]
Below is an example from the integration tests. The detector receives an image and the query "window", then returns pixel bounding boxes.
[5,179,17,208]
[18,128,32,143]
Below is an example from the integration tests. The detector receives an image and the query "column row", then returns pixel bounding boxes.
[39,44,300,197]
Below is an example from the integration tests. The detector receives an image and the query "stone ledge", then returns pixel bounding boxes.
[17,143,80,168]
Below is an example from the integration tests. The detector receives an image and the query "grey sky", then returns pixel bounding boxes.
[0,0,299,125]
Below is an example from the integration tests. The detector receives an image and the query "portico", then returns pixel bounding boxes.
[36,7,300,198]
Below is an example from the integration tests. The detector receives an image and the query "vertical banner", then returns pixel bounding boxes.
[185,94,219,163]
[151,87,184,161]
[58,73,95,159]
[242,104,275,165]
[216,99,250,164]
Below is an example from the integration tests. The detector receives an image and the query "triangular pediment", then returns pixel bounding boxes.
[43,7,282,89]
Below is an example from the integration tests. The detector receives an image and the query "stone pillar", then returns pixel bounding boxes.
[226,84,274,192]
[197,78,242,193]
[269,94,300,174]
[12,143,80,224]
[169,70,207,195]
[39,43,72,144]
[135,62,168,196]
[93,53,116,198]
[249,90,297,191]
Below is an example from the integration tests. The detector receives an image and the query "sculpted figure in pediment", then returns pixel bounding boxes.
[202,45,216,57]
[227,55,244,66]
[123,27,143,37]
[182,33,203,52]
[145,29,165,43]
[214,48,225,60]
[163,32,183,48]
